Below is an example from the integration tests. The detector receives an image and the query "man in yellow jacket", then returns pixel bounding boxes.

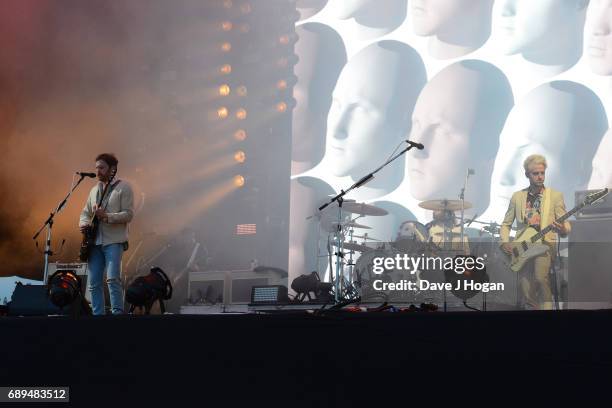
[500,154,571,310]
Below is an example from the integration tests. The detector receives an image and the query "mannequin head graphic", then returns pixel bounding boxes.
[292,23,346,175]
[496,0,588,74]
[407,60,513,216]
[492,81,607,212]
[411,0,494,59]
[326,40,426,199]
[326,0,407,40]
[588,129,612,189]
[586,0,612,75]
[296,0,328,21]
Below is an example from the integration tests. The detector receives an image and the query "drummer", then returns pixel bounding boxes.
[426,209,470,253]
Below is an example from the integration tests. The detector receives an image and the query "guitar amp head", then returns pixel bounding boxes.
[575,190,612,219]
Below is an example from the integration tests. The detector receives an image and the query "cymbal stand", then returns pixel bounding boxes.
[318,142,419,303]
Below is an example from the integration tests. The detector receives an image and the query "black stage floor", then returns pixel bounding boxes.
[2,310,612,406]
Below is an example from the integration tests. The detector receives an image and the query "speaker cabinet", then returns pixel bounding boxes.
[568,218,612,309]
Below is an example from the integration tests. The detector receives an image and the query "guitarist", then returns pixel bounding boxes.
[79,153,134,315]
[500,154,571,310]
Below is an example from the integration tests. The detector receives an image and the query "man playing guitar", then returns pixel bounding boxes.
[500,154,570,310]
[79,153,134,315]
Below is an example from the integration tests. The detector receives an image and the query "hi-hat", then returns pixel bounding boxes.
[418,199,473,212]
[330,221,372,230]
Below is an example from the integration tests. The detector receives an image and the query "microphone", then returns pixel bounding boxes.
[76,172,96,178]
[405,140,424,150]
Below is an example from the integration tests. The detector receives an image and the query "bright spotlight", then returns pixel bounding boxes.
[233,175,245,187]
[221,42,232,52]
[221,21,233,31]
[218,84,231,96]
[234,150,246,163]
[217,107,229,119]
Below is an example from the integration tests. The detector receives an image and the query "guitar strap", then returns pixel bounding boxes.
[540,187,552,235]
[98,180,121,211]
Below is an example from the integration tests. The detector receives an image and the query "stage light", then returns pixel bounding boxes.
[217,107,229,119]
[233,175,245,187]
[240,3,252,14]
[279,35,290,45]
[48,270,82,308]
[234,129,247,141]
[236,86,248,97]
[276,80,287,90]
[125,267,173,314]
[218,84,231,96]
[234,150,246,163]
[276,55,298,69]
[276,102,287,113]
[221,42,232,52]
[236,108,247,120]
[220,64,232,75]
[221,21,233,31]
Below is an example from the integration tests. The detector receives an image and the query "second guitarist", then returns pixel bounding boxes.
[500,154,571,310]
[79,153,134,315]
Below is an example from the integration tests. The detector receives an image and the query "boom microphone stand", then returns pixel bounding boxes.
[33,173,90,284]
[318,140,424,303]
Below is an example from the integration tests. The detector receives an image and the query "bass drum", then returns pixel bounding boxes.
[354,249,422,304]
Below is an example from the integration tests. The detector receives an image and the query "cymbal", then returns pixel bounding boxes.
[342,242,372,252]
[418,199,473,212]
[329,221,372,230]
[351,234,381,241]
[341,202,388,216]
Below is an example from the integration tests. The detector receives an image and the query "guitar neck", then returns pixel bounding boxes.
[531,202,586,242]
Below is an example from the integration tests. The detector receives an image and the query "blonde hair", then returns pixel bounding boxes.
[523,154,547,173]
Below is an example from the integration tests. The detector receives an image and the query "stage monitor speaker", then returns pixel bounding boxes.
[568,218,612,309]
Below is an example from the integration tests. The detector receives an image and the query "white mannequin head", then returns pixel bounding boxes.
[326,0,407,39]
[492,81,607,208]
[296,0,328,21]
[407,60,513,214]
[292,23,346,174]
[586,0,612,75]
[495,0,588,67]
[588,129,612,188]
[411,0,494,59]
[326,40,426,183]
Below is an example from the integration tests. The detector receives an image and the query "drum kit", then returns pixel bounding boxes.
[310,197,512,305]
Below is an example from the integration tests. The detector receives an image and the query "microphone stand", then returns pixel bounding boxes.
[318,143,420,303]
[459,169,473,253]
[33,174,89,284]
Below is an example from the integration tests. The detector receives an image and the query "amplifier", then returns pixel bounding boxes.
[574,189,612,219]
[188,269,286,305]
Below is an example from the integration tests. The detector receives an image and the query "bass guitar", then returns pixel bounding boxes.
[506,188,609,272]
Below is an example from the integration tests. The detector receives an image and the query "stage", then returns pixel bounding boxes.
[2,309,612,405]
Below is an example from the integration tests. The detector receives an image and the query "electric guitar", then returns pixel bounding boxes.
[506,188,609,272]
[79,169,116,262]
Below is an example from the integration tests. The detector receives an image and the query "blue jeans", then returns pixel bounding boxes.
[88,243,124,315]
